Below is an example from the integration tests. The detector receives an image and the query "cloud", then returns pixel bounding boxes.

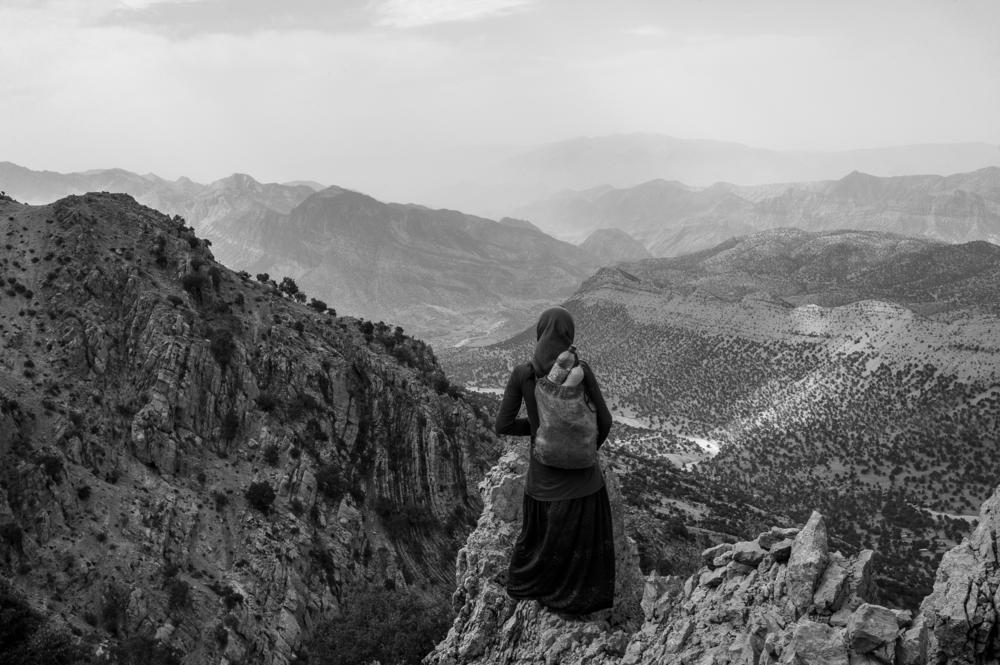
[623,25,666,37]
[371,0,534,28]
[98,0,372,37]
[115,0,211,9]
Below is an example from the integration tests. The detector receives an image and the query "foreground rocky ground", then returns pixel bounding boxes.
[429,443,1000,664]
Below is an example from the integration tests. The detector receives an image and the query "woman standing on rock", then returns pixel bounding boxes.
[495,306,615,615]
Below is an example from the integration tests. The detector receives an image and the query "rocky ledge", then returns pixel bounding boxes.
[428,444,1000,664]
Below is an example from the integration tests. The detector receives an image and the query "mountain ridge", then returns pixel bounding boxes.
[0,163,606,346]
[0,191,500,663]
[517,167,1000,254]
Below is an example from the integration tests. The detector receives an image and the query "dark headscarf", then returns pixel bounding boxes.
[532,306,575,376]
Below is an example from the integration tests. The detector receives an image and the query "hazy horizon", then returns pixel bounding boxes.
[2,0,999,203]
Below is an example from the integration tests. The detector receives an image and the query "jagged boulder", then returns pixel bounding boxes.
[732,539,768,567]
[919,486,1000,664]
[702,542,734,567]
[777,619,848,665]
[847,603,900,656]
[786,511,830,617]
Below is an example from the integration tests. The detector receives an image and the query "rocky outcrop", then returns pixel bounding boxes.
[919,486,1000,663]
[425,444,643,665]
[429,439,1000,665]
[0,193,497,664]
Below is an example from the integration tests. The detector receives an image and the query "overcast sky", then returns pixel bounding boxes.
[1,0,998,193]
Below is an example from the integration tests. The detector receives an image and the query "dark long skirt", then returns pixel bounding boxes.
[505,486,615,614]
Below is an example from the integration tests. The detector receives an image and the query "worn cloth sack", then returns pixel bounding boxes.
[532,374,598,469]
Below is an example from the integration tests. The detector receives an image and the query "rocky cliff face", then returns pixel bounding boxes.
[919,488,1000,663]
[0,192,497,663]
[429,442,1000,664]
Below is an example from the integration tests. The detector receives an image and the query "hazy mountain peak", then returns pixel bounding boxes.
[212,172,262,191]
[498,216,544,233]
[579,227,652,264]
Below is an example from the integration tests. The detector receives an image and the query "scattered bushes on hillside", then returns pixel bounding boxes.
[357,320,463,397]
[100,584,130,636]
[35,453,63,483]
[220,409,240,441]
[151,235,169,267]
[180,272,210,300]
[0,522,24,553]
[165,577,191,615]
[114,634,182,665]
[208,328,237,369]
[245,481,276,514]
[374,497,435,538]
[303,585,452,665]
[315,464,347,502]
[278,277,299,298]
[0,580,94,665]
[256,392,279,412]
[262,443,280,466]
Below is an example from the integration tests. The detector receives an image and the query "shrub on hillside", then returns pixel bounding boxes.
[262,444,280,466]
[278,276,299,298]
[180,272,209,299]
[165,577,191,615]
[114,634,182,665]
[256,392,279,412]
[245,481,276,513]
[209,328,237,369]
[304,585,452,665]
[36,453,63,483]
[220,409,240,441]
[315,464,347,502]
[0,583,94,665]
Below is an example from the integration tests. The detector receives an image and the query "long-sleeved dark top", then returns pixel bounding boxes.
[495,360,613,501]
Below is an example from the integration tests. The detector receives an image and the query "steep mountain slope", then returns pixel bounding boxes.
[204,186,602,347]
[518,167,1000,254]
[579,228,653,264]
[0,192,499,663]
[440,229,1000,606]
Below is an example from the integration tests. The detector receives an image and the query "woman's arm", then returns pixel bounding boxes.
[581,362,613,447]
[495,366,531,436]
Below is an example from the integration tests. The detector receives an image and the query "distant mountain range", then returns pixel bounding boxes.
[5,159,1000,347]
[517,167,1000,254]
[0,161,604,346]
[429,134,1000,216]
[207,186,602,346]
